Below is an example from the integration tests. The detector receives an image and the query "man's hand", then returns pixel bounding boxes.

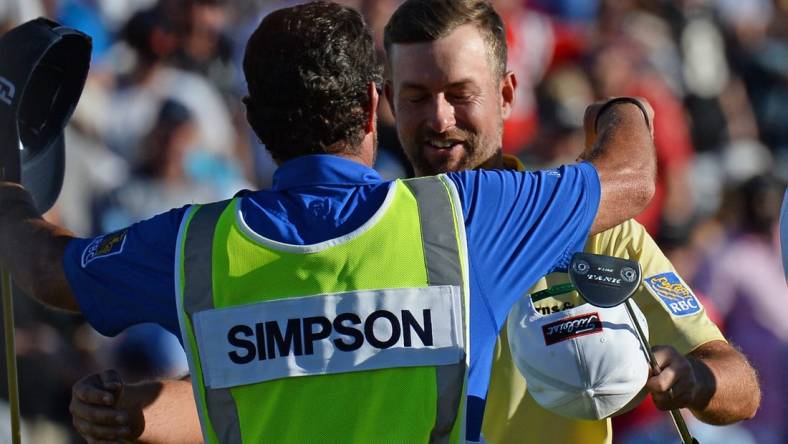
[70,372,202,444]
[581,97,655,160]
[645,341,760,425]
[644,345,701,411]
[70,370,144,444]
[577,96,657,234]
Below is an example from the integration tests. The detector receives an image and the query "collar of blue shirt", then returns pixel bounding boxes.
[272,155,384,191]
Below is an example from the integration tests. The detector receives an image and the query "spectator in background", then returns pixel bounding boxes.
[663,0,771,226]
[521,63,594,169]
[101,6,236,169]
[58,0,114,64]
[501,0,697,241]
[696,174,788,444]
[0,0,44,26]
[92,98,249,234]
[528,0,599,22]
[664,0,732,154]
[718,0,788,157]
[590,38,695,242]
[491,0,587,154]
[170,0,237,97]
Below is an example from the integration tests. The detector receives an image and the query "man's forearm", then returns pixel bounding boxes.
[587,100,657,234]
[687,340,760,425]
[0,182,78,311]
[132,377,202,444]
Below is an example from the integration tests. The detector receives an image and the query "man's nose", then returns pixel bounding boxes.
[427,95,456,133]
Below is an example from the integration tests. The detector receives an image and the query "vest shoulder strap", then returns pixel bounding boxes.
[183,199,233,313]
[180,198,241,444]
[402,175,464,288]
[403,175,468,442]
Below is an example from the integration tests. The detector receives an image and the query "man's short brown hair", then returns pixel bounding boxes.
[383,0,507,79]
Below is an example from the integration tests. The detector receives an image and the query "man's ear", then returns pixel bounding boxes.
[366,82,379,133]
[384,81,396,118]
[242,96,257,133]
[501,71,517,119]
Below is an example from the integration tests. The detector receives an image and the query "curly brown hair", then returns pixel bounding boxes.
[243,1,382,162]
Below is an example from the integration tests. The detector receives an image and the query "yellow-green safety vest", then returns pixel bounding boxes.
[176,175,470,443]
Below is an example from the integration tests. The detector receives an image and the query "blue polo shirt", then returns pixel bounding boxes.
[63,154,599,438]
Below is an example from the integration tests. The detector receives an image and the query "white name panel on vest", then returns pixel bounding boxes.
[193,285,465,388]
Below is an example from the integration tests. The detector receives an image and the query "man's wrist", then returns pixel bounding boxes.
[687,355,715,411]
[594,97,651,133]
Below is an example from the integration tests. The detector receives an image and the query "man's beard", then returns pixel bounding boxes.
[405,124,501,176]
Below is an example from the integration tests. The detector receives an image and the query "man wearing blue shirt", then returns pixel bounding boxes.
[0,1,655,442]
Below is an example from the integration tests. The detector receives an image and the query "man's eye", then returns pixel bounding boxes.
[449,93,472,103]
[405,94,428,103]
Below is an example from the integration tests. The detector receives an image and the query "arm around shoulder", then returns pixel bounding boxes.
[584,98,657,235]
[134,376,202,444]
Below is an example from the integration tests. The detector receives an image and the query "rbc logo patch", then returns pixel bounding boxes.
[81,229,128,267]
[644,272,701,317]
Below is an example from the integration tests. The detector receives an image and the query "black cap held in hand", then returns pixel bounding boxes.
[0,18,91,211]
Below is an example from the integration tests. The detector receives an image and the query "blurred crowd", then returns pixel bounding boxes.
[0,0,786,442]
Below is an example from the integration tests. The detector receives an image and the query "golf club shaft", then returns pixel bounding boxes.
[1,269,20,444]
[624,299,695,444]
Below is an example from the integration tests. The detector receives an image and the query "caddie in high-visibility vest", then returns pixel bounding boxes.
[177,176,470,443]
